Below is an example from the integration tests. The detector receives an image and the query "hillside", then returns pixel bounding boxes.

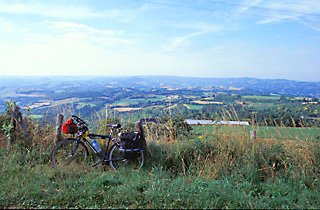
[0,76,319,128]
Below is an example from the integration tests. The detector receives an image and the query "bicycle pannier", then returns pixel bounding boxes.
[62,118,78,134]
[120,132,143,149]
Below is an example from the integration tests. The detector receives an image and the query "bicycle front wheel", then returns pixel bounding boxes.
[51,138,89,168]
[109,144,144,170]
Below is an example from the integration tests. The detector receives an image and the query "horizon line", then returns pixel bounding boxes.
[0,75,319,83]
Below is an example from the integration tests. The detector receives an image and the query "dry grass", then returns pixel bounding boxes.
[1,113,320,209]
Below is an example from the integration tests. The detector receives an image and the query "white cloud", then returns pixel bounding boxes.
[0,2,98,19]
[297,19,320,32]
[265,0,320,15]
[0,33,319,80]
[0,18,136,76]
[251,1,320,31]
[0,1,165,24]
[44,21,120,36]
[0,36,196,77]
[42,21,133,46]
[237,0,264,14]
[0,1,136,21]
[165,22,223,51]
[235,0,320,32]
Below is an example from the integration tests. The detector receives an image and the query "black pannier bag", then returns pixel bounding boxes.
[119,131,143,151]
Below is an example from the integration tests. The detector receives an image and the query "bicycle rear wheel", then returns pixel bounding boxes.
[51,138,88,167]
[109,144,144,170]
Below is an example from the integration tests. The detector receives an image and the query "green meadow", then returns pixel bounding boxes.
[192,125,320,142]
[1,119,320,209]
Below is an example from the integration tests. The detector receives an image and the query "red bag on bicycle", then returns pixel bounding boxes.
[62,118,78,134]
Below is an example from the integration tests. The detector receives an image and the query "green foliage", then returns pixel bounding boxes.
[1,100,16,141]
[1,137,320,209]
[4,100,16,113]
[1,122,14,139]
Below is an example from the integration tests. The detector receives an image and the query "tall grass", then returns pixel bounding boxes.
[0,113,319,209]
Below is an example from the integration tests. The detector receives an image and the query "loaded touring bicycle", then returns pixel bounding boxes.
[50,115,159,170]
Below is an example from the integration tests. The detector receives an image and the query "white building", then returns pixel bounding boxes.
[184,119,249,126]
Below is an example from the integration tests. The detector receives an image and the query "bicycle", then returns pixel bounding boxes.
[50,115,145,170]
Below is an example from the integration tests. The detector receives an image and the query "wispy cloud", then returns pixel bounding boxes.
[237,0,264,14]
[265,0,320,15]
[42,20,133,46]
[0,1,136,21]
[238,0,320,32]
[0,2,99,19]
[45,21,119,36]
[166,33,199,51]
[165,22,223,51]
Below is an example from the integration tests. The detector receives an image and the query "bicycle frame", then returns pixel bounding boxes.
[83,134,117,167]
[75,133,118,167]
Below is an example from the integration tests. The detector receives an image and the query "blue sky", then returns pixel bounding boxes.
[0,0,319,81]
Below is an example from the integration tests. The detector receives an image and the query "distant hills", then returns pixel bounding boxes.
[129,76,320,97]
[0,76,319,97]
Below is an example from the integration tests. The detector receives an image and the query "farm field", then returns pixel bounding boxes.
[186,104,204,110]
[192,125,320,142]
[112,98,145,107]
[243,95,281,100]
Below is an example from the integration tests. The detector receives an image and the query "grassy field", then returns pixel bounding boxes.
[1,136,320,209]
[112,99,145,106]
[183,104,204,110]
[1,118,320,209]
[192,125,320,142]
[243,95,281,100]
[187,104,204,110]
[255,126,320,141]
[250,102,276,110]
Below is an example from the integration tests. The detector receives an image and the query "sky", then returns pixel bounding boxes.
[0,0,319,81]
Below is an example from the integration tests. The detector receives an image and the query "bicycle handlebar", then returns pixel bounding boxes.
[71,115,81,119]
[72,115,121,129]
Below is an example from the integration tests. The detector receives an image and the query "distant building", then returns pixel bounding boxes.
[184,119,249,126]
[184,119,214,125]
[214,120,249,126]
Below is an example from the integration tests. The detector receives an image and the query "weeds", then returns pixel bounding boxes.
[0,114,319,209]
